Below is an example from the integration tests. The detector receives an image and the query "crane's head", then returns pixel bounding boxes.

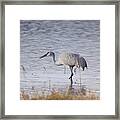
[40,51,56,63]
[40,51,54,58]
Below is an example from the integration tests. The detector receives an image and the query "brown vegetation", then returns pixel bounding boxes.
[20,88,99,100]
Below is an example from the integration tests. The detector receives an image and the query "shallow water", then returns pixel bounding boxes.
[20,20,100,97]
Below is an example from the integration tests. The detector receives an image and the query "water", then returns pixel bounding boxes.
[20,20,100,96]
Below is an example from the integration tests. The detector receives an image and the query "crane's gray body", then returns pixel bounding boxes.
[56,52,80,67]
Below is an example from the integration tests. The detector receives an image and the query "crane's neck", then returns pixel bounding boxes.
[51,52,56,63]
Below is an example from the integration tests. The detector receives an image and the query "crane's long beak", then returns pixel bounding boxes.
[40,53,48,59]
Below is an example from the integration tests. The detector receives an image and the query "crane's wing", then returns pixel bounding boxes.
[80,57,88,71]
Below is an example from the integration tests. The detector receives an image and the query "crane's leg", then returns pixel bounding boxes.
[69,66,74,87]
[64,66,66,74]
[74,67,77,74]
[79,68,82,88]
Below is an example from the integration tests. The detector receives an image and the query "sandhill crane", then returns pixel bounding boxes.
[40,51,87,87]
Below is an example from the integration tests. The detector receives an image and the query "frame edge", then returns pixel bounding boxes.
[1,0,5,119]
[0,0,119,119]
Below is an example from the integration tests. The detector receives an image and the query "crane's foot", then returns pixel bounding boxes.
[71,80,73,87]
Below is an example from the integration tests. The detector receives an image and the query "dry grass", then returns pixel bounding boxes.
[20,88,99,100]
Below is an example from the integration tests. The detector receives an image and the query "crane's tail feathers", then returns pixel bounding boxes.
[82,66,88,71]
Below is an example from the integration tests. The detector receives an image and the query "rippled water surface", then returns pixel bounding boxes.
[20,20,100,97]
